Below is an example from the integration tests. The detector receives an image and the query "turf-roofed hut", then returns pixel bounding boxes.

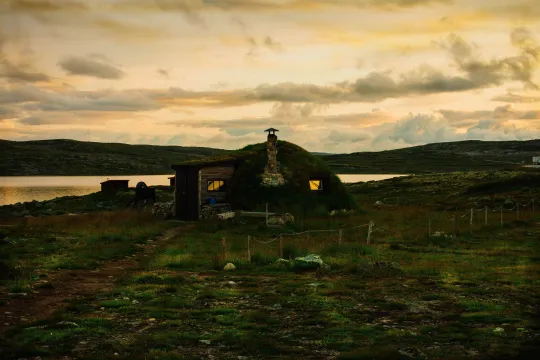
[170,129,358,220]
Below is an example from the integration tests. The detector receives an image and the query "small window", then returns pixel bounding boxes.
[207,180,226,192]
[309,179,323,191]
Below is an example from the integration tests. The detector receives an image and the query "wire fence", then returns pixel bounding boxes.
[218,198,538,263]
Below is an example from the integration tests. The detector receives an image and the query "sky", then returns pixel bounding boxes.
[0,0,540,153]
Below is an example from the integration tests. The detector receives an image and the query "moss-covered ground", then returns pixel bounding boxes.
[0,170,539,359]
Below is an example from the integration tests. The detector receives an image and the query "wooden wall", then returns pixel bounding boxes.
[199,166,235,205]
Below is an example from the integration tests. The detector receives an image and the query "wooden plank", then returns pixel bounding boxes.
[217,212,235,220]
[200,165,234,204]
[236,211,277,218]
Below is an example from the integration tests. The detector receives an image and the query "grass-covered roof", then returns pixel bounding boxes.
[172,140,358,215]
[229,141,358,214]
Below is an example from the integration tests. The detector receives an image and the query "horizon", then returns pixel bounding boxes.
[3,136,540,155]
[1,0,540,152]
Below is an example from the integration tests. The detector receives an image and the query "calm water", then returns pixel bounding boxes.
[0,174,407,206]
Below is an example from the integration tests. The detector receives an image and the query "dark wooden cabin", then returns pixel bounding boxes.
[171,159,238,221]
[100,179,129,194]
[168,176,175,187]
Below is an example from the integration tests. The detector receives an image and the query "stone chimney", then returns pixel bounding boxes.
[264,128,279,173]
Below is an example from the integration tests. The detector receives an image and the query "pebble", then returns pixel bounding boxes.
[149,318,156,322]
[100,307,105,311]
[132,300,139,305]
[4,323,9,326]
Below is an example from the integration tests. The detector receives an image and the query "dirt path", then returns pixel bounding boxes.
[0,225,188,335]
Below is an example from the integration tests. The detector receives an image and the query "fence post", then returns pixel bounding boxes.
[517,203,520,220]
[279,234,283,258]
[247,235,251,263]
[221,237,227,261]
[484,206,488,225]
[469,208,473,233]
[366,221,373,244]
[338,229,343,248]
[452,215,456,240]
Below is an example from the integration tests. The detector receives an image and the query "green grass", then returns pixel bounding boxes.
[1,176,539,359]
[0,211,174,284]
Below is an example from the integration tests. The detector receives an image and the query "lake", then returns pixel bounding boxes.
[0,174,407,206]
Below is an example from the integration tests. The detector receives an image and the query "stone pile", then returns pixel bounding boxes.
[267,213,295,226]
[200,203,233,219]
[151,201,173,219]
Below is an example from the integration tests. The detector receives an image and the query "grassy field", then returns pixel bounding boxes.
[3,138,540,176]
[0,195,538,359]
[0,139,227,176]
[321,139,540,174]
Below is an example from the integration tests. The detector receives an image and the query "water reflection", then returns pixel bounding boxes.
[0,174,406,206]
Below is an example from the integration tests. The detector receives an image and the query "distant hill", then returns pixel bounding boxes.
[0,139,229,176]
[1,138,539,176]
[321,139,540,174]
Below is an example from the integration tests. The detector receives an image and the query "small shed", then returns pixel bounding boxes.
[168,176,175,187]
[171,159,238,221]
[100,179,129,194]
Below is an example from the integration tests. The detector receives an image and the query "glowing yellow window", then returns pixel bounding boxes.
[309,180,322,191]
[207,180,225,191]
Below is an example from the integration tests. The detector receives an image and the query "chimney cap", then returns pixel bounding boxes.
[264,128,279,134]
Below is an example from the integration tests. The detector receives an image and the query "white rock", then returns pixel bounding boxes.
[223,263,236,271]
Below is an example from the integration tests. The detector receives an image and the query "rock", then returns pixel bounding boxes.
[200,203,233,220]
[374,261,403,272]
[132,300,139,305]
[275,258,290,264]
[375,200,383,206]
[199,339,211,345]
[223,263,236,271]
[56,321,79,328]
[294,254,324,269]
[151,201,174,219]
[398,348,427,360]
[217,211,235,220]
[148,318,156,322]
[493,327,505,336]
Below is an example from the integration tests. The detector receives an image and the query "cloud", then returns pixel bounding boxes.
[0,105,20,121]
[437,104,540,127]
[5,0,87,12]
[57,55,126,79]
[0,28,50,83]
[492,92,540,103]
[263,36,283,52]
[327,130,372,144]
[230,17,284,58]
[157,68,170,78]
[439,27,540,89]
